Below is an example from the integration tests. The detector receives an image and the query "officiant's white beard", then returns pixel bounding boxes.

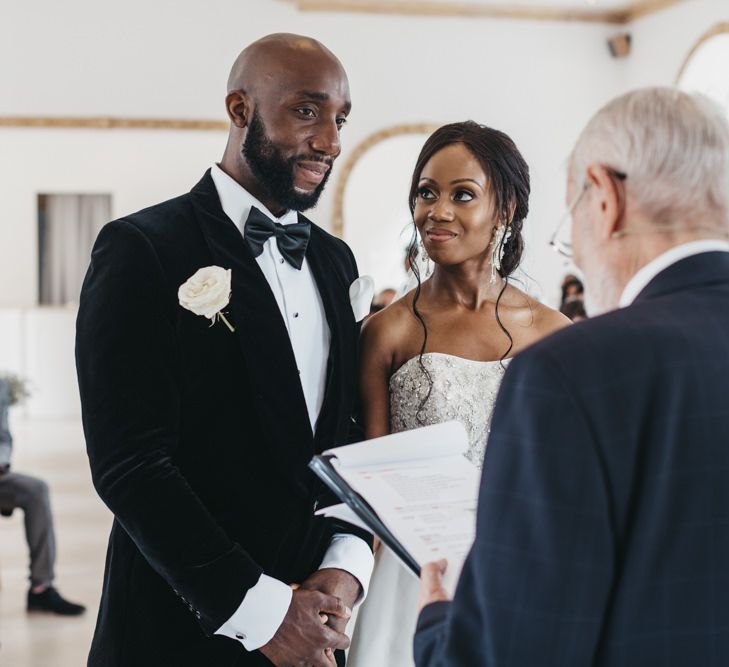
[583,266,621,316]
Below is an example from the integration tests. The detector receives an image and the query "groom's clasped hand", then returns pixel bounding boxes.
[260,568,359,667]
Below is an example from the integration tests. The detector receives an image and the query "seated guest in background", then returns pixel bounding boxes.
[0,376,85,616]
[415,87,729,666]
[369,288,397,315]
[560,273,584,305]
[559,299,587,321]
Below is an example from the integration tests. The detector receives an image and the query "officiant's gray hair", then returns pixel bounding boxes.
[569,87,729,231]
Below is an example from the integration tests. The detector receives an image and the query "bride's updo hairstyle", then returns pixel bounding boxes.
[406,121,530,422]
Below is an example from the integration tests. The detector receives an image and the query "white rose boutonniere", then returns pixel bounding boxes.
[178,266,235,332]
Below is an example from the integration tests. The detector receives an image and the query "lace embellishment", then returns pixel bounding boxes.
[389,353,508,467]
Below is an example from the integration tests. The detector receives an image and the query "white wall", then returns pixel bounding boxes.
[0,308,79,418]
[1,0,727,416]
[0,0,624,309]
[0,129,224,306]
[627,0,729,90]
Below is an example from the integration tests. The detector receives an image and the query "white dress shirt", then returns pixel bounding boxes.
[210,164,374,650]
[619,239,729,307]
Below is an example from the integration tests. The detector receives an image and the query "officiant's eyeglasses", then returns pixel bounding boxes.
[549,167,627,259]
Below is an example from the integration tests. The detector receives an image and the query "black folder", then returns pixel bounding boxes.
[309,454,421,577]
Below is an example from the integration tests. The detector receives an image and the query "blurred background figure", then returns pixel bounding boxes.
[0,375,85,617]
[559,299,587,321]
[560,274,585,306]
[404,245,416,275]
[559,274,587,319]
[369,288,397,315]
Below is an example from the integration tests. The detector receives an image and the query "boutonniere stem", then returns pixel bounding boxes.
[211,311,235,333]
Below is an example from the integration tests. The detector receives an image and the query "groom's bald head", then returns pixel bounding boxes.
[227,33,347,97]
[220,33,351,216]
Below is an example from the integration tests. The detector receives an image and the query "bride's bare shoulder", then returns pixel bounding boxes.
[501,284,571,337]
[360,291,417,353]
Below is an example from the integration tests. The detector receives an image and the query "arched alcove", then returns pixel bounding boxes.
[333,124,438,293]
[677,23,729,117]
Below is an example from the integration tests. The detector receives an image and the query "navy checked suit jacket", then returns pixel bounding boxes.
[414,251,729,667]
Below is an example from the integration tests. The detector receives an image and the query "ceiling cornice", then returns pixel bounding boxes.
[290,0,686,25]
[0,116,227,131]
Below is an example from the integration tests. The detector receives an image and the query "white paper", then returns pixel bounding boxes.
[325,421,480,595]
[324,420,468,468]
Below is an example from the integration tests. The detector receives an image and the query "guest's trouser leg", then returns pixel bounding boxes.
[0,472,56,586]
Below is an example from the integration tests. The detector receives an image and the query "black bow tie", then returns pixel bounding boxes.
[243,206,311,270]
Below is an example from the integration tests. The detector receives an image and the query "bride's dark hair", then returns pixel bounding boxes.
[407,121,530,422]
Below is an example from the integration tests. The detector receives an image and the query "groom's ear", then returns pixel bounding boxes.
[225,90,250,129]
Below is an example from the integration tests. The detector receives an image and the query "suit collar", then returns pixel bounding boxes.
[633,250,729,304]
[620,240,729,307]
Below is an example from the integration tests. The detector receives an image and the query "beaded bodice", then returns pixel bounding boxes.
[389,352,508,466]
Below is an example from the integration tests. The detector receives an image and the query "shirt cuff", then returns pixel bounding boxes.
[318,533,375,602]
[214,573,292,651]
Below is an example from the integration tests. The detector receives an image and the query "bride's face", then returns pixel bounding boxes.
[413,143,498,268]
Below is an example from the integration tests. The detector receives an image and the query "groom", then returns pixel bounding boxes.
[76,34,373,667]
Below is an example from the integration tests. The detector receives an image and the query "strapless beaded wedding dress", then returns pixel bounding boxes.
[347,353,508,667]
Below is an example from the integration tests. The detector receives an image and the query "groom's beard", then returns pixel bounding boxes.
[242,110,333,212]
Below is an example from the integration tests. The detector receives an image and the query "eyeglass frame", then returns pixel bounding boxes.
[549,167,627,259]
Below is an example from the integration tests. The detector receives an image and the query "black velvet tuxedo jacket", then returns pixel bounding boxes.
[76,171,365,667]
[415,252,729,667]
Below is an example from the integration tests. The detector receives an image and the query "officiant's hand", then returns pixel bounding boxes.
[419,559,451,612]
[259,587,351,667]
[300,568,361,635]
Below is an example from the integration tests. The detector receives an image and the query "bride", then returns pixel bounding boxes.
[347,121,569,666]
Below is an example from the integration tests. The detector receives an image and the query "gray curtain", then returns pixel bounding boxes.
[39,194,110,306]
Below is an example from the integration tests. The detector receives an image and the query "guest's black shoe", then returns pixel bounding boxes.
[27,586,86,616]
